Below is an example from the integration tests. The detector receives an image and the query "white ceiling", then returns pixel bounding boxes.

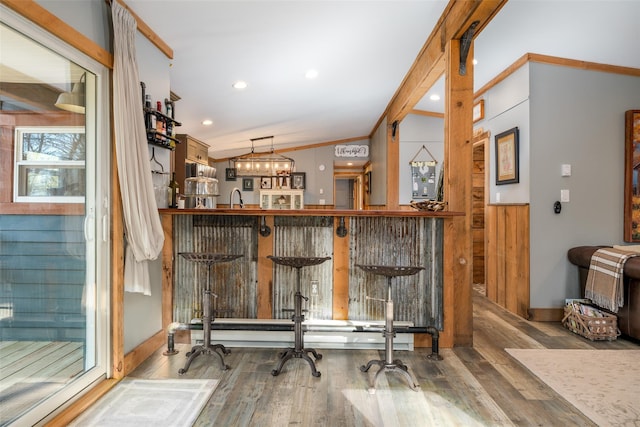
[125,0,640,159]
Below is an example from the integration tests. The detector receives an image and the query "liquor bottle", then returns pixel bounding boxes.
[169,172,179,208]
[144,95,153,132]
[156,101,165,143]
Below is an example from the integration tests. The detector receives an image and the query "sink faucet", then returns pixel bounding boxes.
[230,187,244,208]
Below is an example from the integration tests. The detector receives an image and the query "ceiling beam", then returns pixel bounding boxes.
[385,0,507,124]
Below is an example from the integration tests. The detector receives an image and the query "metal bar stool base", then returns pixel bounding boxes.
[360,360,420,393]
[177,253,242,375]
[356,264,424,393]
[268,256,330,378]
[179,344,230,374]
[271,348,322,377]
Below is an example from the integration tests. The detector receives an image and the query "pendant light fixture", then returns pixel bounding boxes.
[230,136,294,177]
[55,73,86,114]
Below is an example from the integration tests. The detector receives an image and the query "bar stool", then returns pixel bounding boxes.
[356,264,424,393]
[178,252,242,375]
[268,255,331,377]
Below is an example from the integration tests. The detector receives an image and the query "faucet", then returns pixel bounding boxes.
[230,187,244,208]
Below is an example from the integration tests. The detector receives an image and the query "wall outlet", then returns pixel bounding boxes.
[319,199,326,205]
[561,189,570,202]
[311,280,318,295]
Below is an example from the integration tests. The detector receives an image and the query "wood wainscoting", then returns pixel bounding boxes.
[485,204,530,319]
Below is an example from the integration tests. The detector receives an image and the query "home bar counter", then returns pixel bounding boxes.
[159,208,463,348]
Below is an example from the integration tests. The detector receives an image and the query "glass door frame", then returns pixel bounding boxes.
[0,6,111,425]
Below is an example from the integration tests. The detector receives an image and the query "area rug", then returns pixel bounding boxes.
[68,379,218,427]
[506,349,640,427]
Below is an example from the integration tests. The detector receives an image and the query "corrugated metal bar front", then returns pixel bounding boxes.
[173,215,258,323]
[271,216,334,320]
[348,217,443,329]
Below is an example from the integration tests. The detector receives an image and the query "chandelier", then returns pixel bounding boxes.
[230,136,295,177]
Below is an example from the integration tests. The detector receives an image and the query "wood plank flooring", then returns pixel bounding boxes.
[128,289,639,426]
[0,341,84,425]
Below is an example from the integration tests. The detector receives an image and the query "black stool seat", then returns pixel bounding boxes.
[356,263,423,393]
[268,255,331,377]
[178,252,242,375]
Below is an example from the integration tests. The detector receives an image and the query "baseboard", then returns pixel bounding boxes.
[528,308,564,322]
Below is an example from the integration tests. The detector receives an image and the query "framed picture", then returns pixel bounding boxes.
[624,110,640,242]
[495,127,519,185]
[473,99,485,123]
[242,177,254,191]
[260,176,272,189]
[291,172,306,189]
[225,167,237,181]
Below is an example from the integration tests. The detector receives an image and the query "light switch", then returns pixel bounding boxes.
[561,164,571,177]
[561,189,570,202]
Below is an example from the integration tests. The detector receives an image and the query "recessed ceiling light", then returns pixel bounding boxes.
[472,59,478,65]
[202,119,213,126]
[429,94,440,101]
[347,162,353,166]
[232,81,247,89]
[305,69,318,79]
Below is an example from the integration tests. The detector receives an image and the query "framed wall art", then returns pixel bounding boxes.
[495,127,519,185]
[242,177,254,191]
[473,99,485,123]
[291,172,306,189]
[624,110,640,242]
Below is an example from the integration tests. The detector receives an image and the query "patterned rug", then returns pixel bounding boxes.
[68,378,218,426]
[506,349,640,427]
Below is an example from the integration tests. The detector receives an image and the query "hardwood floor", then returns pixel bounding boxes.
[128,289,639,426]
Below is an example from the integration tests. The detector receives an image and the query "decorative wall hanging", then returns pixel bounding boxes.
[409,145,438,199]
[624,110,640,242]
[495,127,519,185]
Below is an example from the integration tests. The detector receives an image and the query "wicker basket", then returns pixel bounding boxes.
[410,200,447,212]
[562,302,619,341]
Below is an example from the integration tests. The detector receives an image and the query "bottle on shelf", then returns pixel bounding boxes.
[156,101,166,144]
[144,94,153,132]
[169,172,179,208]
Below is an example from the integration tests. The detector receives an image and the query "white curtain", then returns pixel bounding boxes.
[111,2,164,295]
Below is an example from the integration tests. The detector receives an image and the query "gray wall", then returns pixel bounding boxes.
[369,117,388,205]
[528,63,639,308]
[477,61,640,309]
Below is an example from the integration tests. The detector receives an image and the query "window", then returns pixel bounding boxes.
[14,126,85,203]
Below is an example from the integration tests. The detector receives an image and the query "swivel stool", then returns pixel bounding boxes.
[178,252,242,374]
[356,264,424,393]
[268,255,331,377]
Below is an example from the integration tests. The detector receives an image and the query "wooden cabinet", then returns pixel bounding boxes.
[176,134,209,165]
[260,189,304,210]
[174,134,210,190]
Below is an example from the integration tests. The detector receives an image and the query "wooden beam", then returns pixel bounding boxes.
[442,38,474,346]
[385,0,507,124]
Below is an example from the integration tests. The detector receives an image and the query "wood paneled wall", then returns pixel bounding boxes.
[485,204,530,319]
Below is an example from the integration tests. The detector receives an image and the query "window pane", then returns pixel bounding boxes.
[18,166,85,197]
[21,132,85,161]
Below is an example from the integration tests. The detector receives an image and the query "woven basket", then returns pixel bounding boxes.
[562,302,619,341]
[410,200,447,212]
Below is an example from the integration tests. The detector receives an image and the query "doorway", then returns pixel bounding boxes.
[472,133,489,291]
[334,173,363,210]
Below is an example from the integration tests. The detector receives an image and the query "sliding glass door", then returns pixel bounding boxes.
[0,7,110,425]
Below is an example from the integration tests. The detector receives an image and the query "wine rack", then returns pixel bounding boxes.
[144,107,182,150]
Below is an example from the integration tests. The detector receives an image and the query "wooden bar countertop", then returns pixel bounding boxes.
[159,208,463,217]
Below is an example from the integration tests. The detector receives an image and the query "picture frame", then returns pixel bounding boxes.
[473,99,485,123]
[291,172,306,189]
[495,127,519,185]
[624,110,640,242]
[242,177,254,191]
[260,176,272,189]
[225,167,237,181]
